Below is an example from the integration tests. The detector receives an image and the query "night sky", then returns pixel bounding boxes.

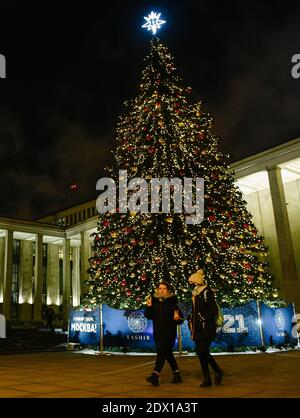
[1,1,300,220]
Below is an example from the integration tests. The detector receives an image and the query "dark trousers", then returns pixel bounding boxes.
[195,339,221,377]
[154,343,178,374]
[47,318,52,327]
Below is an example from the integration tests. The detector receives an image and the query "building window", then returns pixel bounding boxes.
[78,211,82,222]
[66,215,69,225]
[74,213,77,224]
[59,258,63,300]
[42,243,48,297]
[32,242,35,296]
[83,209,86,220]
[11,239,21,319]
[70,255,73,298]
[13,239,20,260]
[92,207,95,217]
[70,214,73,225]
[12,263,19,293]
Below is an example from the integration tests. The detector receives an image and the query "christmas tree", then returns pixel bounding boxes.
[85,37,279,309]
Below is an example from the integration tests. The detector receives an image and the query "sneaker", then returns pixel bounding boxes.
[146,373,159,386]
[171,371,183,383]
[214,370,223,386]
[200,376,212,388]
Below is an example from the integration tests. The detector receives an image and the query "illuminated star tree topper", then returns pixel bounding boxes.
[142,11,166,35]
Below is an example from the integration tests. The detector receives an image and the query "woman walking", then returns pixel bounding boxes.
[188,269,223,387]
[144,281,184,386]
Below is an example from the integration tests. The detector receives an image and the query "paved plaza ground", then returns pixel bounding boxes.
[0,349,299,398]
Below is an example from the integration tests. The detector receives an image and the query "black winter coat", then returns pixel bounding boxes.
[189,286,218,342]
[144,294,183,350]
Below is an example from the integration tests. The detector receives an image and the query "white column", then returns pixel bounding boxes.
[80,231,91,297]
[0,237,5,306]
[19,240,33,321]
[47,244,59,306]
[72,245,81,307]
[33,234,43,321]
[3,230,13,319]
[267,166,300,307]
[63,238,71,323]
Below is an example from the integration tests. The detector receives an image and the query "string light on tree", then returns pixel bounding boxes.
[85,16,280,310]
[142,11,166,35]
[70,183,78,191]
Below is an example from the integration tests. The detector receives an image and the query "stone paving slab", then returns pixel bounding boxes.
[0,350,299,398]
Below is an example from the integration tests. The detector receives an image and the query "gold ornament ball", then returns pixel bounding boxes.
[165,217,173,223]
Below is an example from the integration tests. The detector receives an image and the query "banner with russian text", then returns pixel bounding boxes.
[68,306,100,345]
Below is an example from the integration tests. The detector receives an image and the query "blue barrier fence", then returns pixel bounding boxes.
[68,301,299,350]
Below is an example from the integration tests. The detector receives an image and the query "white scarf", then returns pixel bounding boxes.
[192,284,207,297]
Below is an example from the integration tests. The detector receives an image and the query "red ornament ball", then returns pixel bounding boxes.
[198,132,206,140]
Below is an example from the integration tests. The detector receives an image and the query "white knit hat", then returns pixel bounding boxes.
[188,270,204,285]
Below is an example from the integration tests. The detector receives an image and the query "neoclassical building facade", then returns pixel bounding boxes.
[1,137,300,322]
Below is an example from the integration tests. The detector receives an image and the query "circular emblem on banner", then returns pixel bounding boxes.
[275,309,285,331]
[127,312,148,333]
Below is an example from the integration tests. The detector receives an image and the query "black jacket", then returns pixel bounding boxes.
[189,286,218,342]
[144,294,183,349]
